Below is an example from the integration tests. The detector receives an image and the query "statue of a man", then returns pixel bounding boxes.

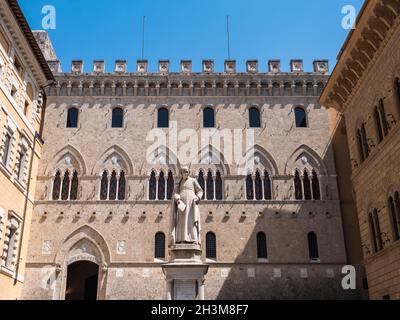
[169,167,203,247]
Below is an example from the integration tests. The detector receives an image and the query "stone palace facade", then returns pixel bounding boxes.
[18,31,365,298]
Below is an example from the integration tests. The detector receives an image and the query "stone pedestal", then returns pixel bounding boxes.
[162,244,209,300]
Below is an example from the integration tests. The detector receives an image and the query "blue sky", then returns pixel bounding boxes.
[20,0,364,73]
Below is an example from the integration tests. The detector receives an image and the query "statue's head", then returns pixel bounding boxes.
[180,166,190,179]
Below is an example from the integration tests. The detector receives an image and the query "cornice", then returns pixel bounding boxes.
[320,0,400,111]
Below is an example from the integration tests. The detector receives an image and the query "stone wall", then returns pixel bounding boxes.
[22,70,362,299]
[341,15,400,300]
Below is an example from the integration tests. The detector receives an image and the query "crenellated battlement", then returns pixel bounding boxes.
[47,60,329,97]
[47,59,329,76]
[48,70,329,97]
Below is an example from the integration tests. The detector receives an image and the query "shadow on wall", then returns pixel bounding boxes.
[215,113,366,300]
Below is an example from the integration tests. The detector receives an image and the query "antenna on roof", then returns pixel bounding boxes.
[226,15,231,60]
[141,16,146,60]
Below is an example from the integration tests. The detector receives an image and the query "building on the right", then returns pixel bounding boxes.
[321,0,400,300]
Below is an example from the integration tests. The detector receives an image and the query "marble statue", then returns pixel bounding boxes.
[169,167,203,246]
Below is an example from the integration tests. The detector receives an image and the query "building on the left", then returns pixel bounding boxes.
[0,0,54,299]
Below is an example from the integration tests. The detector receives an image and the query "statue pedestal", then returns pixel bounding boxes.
[162,244,209,300]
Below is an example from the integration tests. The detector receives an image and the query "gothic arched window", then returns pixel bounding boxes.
[308,232,319,260]
[215,170,223,200]
[61,171,70,200]
[109,171,117,200]
[118,171,126,200]
[396,78,400,112]
[374,209,384,251]
[361,124,369,158]
[70,171,79,200]
[357,129,365,162]
[379,99,389,137]
[311,170,321,200]
[66,107,79,128]
[158,107,169,128]
[369,210,383,253]
[257,232,268,259]
[395,192,400,239]
[388,196,400,242]
[374,107,384,143]
[100,171,108,200]
[369,212,377,253]
[206,170,214,200]
[158,171,166,200]
[249,107,261,128]
[167,171,174,200]
[294,170,303,200]
[52,170,61,200]
[264,171,272,200]
[149,171,157,200]
[295,107,307,128]
[255,171,263,200]
[246,174,254,200]
[206,232,216,259]
[203,107,215,128]
[303,170,312,200]
[154,232,166,259]
[197,170,205,200]
[112,107,124,128]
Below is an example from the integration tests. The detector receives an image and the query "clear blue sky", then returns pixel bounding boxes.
[19,0,364,73]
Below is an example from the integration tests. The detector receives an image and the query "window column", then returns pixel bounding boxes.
[203,176,207,201]
[107,171,111,200]
[115,171,120,200]
[213,173,216,201]
[261,173,265,200]
[155,172,159,201]
[252,174,256,200]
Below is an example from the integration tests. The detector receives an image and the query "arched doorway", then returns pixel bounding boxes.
[65,261,99,300]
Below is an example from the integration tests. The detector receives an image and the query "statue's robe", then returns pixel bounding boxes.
[169,177,203,246]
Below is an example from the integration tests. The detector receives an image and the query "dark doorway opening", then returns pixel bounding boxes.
[65,261,99,300]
